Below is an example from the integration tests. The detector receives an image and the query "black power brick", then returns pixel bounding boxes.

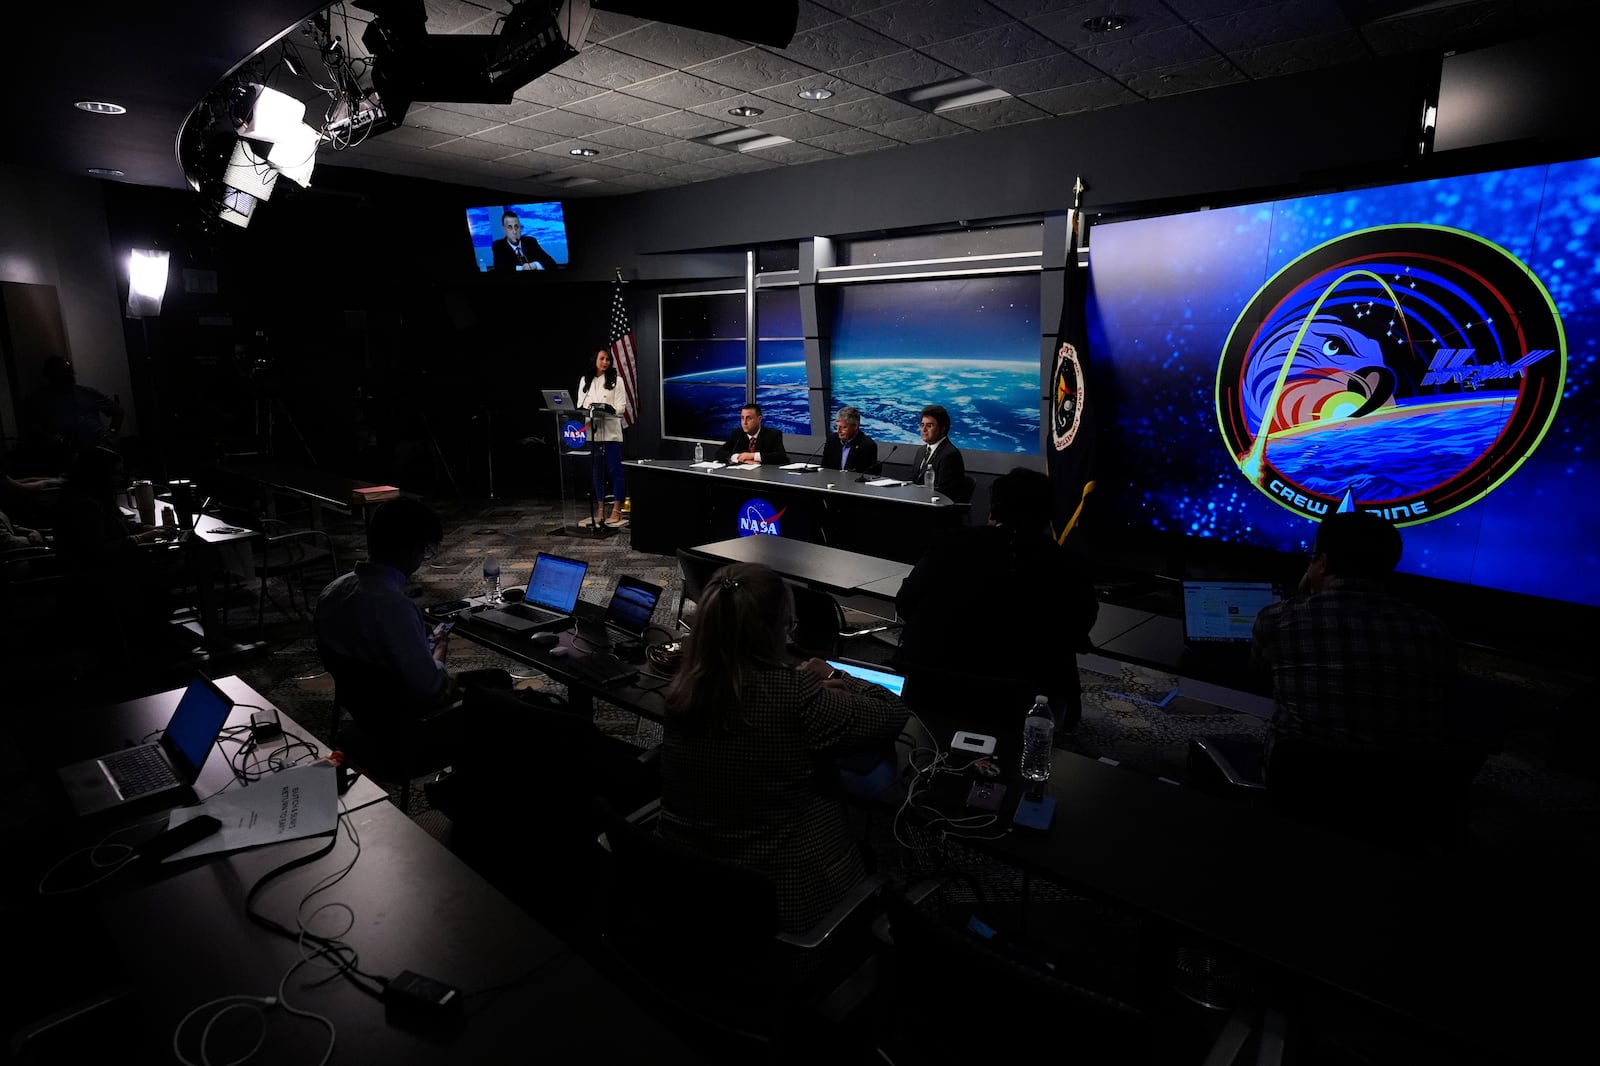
[384,970,463,1032]
[249,714,282,743]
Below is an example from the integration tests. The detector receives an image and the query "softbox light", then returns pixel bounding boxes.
[127,248,170,318]
[222,139,277,199]
[237,84,308,143]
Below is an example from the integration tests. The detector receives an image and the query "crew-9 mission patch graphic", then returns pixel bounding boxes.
[1217,225,1565,526]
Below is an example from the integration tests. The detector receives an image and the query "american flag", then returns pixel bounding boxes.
[608,275,638,428]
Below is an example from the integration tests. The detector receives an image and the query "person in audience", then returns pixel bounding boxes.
[53,447,175,557]
[661,561,907,935]
[716,402,789,465]
[0,509,47,549]
[894,467,1098,732]
[1253,510,1456,768]
[577,348,629,527]
[490,207,559,272]
[1,464,63,527]
[23,357,123,469]
[820,405,879,474]
[315,498,511,726]
[910,404,966,499]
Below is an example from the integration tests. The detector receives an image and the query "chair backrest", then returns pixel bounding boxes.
[881,886,1149,1062]
[674,547,725,629]
[787,582,845,658]
[956,472,977,503]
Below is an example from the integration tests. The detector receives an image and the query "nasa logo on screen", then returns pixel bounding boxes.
[561,421,588,449]
[737,497,784,537]
[1216,224,1565,526]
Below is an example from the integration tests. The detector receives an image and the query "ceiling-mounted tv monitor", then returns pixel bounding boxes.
[465,201,568,273]
[1084,155,1599,609]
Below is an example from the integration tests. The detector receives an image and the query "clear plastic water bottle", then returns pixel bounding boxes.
[922,465,935,488]
[1020,695,1054,787]
[483,557,502,602]
[693,441,704,464]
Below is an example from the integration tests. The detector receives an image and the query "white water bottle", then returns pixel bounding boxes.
[694,441,704,463]
[483,557,502,602]
[1020,695,1054,787]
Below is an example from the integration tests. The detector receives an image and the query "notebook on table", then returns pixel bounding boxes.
[480,553,588,634]
[57,675,236,817]
[575,575,665,648]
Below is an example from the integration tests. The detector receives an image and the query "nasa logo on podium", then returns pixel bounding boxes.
[1217,224,1564,528]
[737,497,784,538]
[561,421,588,450]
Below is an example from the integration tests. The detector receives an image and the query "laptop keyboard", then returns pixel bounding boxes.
[569,652,638,688]
[103,747,177,797]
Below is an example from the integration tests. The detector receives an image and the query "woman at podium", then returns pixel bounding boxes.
[577,349,628,527]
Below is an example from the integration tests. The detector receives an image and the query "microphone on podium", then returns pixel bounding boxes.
[858,444,898,481]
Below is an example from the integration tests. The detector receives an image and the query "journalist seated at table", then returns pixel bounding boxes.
[660,562,907,935]
[716,402,789,466]
[893,467,1098,732]
[315,498,511,742]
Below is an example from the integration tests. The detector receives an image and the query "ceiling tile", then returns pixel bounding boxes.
[1072,24,1223,75]
[750,111,855,141]
[529,137,622,160]
[660,160,732,182]
[978,52,1100,94]
[604,22,756,69]
[686,48,824,92]
[555,46,675,90]
[795,1,849,32]
[470,123,567,150]
[631,109,736,139]
[748,142,841,165]
[578,149,669,173]
[937,96,1052,131]
[1028,0,1185,50]
[585,9,651,42]
[513,108,617,137]
[513,73,608,107]
[812,94,926,127]
[1227,28,1370,78]
[1195,0,1355,52]
[871,112,972,142]
[1021,79,1142,115]
[987,0,1085,15]
[638,140,734,164]
[777,20,904,72]
[357,123,456,149]
[831,51,962,94]
[700,152,783,173]
[429,136,524,160]
[580,125,679,151]
[922,22,1065,70]
[611,171,688,190]
[1121,57,1248,97]
[553,159,639,181]
[422,0,508,34]
[751,75,877,109]
[688,93,802,124]
[854,0,1015,48]
[1162,0,1282,17]
[406,106,500,137]
[812,0,901,15]
[804,127,902,154]
[428,97,547,122]
[624,70,747,109]
[563,91,679,124]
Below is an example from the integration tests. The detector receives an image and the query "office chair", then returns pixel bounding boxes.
[318,644,454,812]
[673,546,724,631]
[955,472,977,504]
[595,798,884,1062]
[786,583,902,660]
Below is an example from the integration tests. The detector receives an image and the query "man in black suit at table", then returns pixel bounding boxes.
[911,404,967,498]
[491,207,559,272]
[717,403,789,465]
[820,405,879,474]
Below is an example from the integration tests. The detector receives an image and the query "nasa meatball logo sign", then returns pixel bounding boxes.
[1216,224,1565,526]
[737,497,784,537]
[561,420,588,449]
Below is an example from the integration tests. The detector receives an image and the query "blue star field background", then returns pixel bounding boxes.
[464,201,569,272]
[1084,156,1600,607]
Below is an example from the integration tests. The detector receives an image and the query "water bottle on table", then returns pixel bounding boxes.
[694,442,704,464]
[483,557,502,602]
[1020,695,1054,791]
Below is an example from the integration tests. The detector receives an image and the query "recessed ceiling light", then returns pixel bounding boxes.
[86,168,125,178]
[569,147,598,156]
[796,87,834,101]
[728,105,764,117]
[1082,14,1130,33]
[74,100,127,115]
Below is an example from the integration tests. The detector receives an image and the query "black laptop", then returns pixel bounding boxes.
[57,675,235,817]
[1179,578,1281,682]
[480,552,588,634]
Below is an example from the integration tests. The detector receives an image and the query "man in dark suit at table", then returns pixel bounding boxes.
[911,404,967,499]
[491,207,559,272]
[717,402,789,465]
[821,405,879,474]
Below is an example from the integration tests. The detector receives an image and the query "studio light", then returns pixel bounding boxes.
[127,248,170,318]
[222,139,277,200]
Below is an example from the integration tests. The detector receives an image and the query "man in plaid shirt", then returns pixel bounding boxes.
[1253,511,1456,768]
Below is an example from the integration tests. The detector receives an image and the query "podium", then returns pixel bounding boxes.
[546,405,623,537]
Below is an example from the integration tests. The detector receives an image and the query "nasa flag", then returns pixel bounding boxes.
[1049,200,1096,542]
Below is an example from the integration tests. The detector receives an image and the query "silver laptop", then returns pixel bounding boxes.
[541,388,574,411]
[481,552,588,634]
[57,675,235,816]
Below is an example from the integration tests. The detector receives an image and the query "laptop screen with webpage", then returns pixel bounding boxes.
[526,553,587,613]
[1181,581,1281,644]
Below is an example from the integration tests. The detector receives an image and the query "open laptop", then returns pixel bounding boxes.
[57,675,235,817]
[1181,579,1282,646]
[480,552,588,633]
[576,575,665,648]
[541,388,574,411]
[826,658,908,696]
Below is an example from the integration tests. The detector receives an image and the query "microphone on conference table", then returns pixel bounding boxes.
[796,438,825,472]
[858,444,898,482]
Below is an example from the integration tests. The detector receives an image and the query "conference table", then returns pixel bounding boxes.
[17,676,706,1064]
[623,458,967,563]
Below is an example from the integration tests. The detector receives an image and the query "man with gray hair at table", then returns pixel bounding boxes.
[821,405,879,474]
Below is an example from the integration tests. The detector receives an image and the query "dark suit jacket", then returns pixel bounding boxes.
[912,440,967,498]
[893,525,1098,726]
[717,425,788,464]
[821,431,879,473]
[658,666,906,933]
[491,235,558,272]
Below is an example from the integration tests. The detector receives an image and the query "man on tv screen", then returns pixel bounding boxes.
[492,207,558,272]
